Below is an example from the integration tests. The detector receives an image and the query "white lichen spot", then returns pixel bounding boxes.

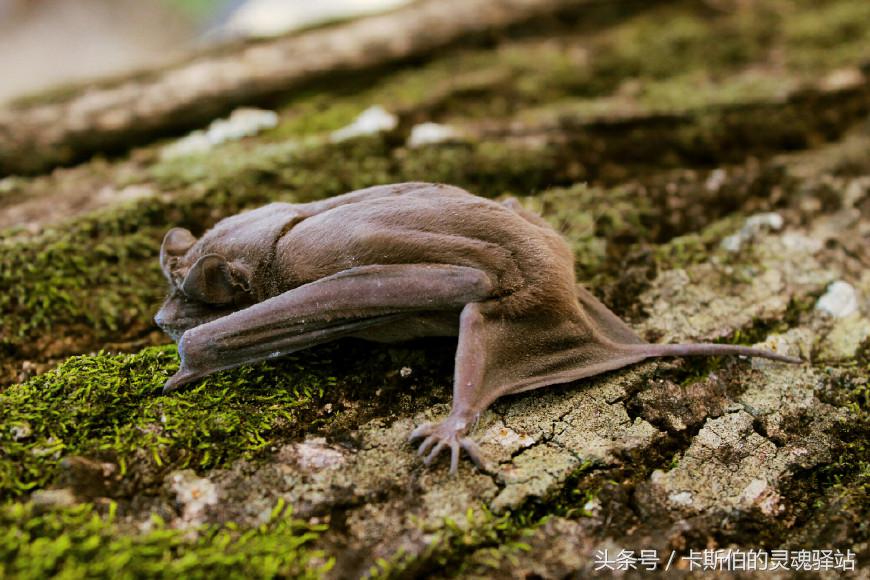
[31,437,62,457]
[32,488,77,509]
[169,470,219,527]
[330,105,397,142]
[255,505,275,526]
[583,498,602,515]
[406,122,460,148]
[738,479,783,515]
[704,168,727,192]
[668,490,694,507]
[10,421,32,441]
[480,424,536,448]
[815,281,859,318]
[759,493,783,516]
[740,478,768,502]
[820,67,865,92]
[161,107,279,159]
[94,184,156,205]
[0,176,22,193]
[720,212,784,252]
[284,437,346,471]
[780,232,823,255]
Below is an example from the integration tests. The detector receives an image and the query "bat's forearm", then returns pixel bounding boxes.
[174,313,404,379]
[163,264,493,393]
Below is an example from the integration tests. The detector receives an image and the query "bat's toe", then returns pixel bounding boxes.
[408,415,488,475]
[459,437,486,470]
[409,422,434,441]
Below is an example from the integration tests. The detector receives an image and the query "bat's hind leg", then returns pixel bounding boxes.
[410,302,492,474]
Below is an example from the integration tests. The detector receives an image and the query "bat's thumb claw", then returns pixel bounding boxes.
[162,378,182,394]
[162,369,199,394]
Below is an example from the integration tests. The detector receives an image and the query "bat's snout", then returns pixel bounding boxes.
[154,302,187,342]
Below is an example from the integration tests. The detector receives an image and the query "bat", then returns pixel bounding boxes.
[155,182,800,473]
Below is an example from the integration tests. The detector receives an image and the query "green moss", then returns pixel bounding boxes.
[263,0,869,142]
[596,8,769,82]
[653,214,745,271]
[635,70,796,112]
[728,294,817,347]
[370,507,542,579]
[783,0,870,71]
[0,228,163,340]
[152,136,566,202]
[521,69,796,123]
[268,98,365,140]
[395,142,566,197]
[524,183,656,279]
[794,363,869,542]
[0,345,335,499]
[0,499,330,579]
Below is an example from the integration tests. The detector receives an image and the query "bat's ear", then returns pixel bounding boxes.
[182,253,251,305]
[160,228,197,280]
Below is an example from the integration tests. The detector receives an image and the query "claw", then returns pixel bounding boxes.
[449,442,460,475]
[417,435,437,457]
[424,441,447,465]
[409,415,490,474]
[460,437,486,470]
[409,422,433,441]
[162,368,201,394]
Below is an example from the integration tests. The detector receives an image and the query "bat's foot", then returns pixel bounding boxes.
[409,414,487,475]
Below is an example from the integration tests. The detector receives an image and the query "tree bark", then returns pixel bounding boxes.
[0,0,594,176]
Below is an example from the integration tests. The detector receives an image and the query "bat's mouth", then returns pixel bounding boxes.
[160,325,185,342]
[154,299,232,343]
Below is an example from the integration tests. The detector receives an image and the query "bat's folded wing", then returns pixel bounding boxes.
[163,264,493,392]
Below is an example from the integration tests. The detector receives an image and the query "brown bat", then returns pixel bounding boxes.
[156,182,800,473]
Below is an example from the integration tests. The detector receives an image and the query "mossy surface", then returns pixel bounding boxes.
[369,508,543,579]
[266,0,870,135]
[0,500,330,579]
[0,345,338,500]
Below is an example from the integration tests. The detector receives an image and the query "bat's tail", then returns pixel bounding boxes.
[625,342,802,364]
[572,284,802,364]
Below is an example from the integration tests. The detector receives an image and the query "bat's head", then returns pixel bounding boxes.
[154,227,256,341]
